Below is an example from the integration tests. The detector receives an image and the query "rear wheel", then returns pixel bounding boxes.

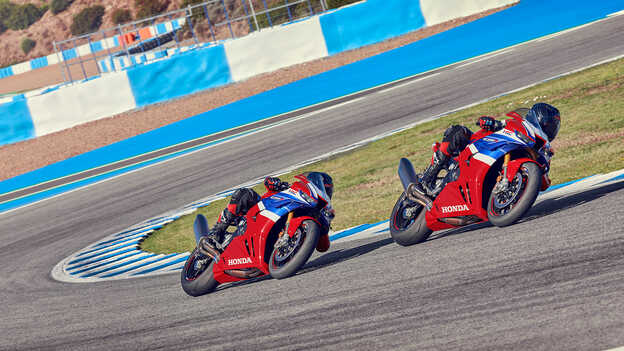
[269,220,320,279]
[180,248,218,297]
[389,192,432,246]
[487,162,541,227]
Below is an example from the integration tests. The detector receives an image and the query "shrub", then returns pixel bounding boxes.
[5,3,46,30]
[70,5,105,35]
[0,0,17,24]
[50,0,73,15]
[0,20,6,34]
[135,0,169,20]
[326,0,361,9]
[21,37,36,54]
[112,8,132,25]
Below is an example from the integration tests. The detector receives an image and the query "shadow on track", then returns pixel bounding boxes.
[426,179,624,242]
[212,180,623,294]
[212,238,394,293]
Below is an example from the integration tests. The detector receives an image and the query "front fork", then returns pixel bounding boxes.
[276,212,294,247]
[493,153,511,194]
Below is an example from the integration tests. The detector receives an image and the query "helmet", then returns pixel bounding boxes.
[528,103,560,141]
[302,172,334,199]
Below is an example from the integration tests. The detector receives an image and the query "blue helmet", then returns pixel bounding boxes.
[528,103,560,141]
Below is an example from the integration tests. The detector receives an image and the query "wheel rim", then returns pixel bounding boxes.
[183,251,211,281]
[272,227,306,267]
[392,197,422,230]
[490,167,528,216]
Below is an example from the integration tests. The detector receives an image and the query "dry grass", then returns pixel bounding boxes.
[141,57,624,254]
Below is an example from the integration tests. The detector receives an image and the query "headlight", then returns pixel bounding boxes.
[299,191,317,205]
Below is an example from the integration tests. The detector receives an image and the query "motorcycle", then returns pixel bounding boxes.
[390,108,555,246]
[181,172,334,296]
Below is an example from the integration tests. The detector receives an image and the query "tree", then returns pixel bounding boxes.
[21,37,36,54]
[70,5,105,35]
[135,0,169,20]
[112,8,132,25]
[5,3,45,30]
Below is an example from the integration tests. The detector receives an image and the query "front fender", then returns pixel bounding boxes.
[287,216,329,252]
[506,158,540,183]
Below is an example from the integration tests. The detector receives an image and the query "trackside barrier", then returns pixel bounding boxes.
[1,0,623,152]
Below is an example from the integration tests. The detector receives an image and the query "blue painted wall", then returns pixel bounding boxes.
[0,100,35,146]
[320,0,425,55]
[127,44,233,107]
[1,0,623,199]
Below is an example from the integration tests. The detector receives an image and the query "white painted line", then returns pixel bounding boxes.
[535,21,600,42]
[455,49,514,69]
[377,73,441,94]
[3,14,622,217]
[607,10,624,17]
[317,96,367,112]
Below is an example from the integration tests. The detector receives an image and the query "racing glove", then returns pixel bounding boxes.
[477,116,502,131]
[264,177,289,192]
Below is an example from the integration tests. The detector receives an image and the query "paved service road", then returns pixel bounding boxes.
[1,15,623,350]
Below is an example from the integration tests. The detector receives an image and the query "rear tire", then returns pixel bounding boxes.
[389,192,432,246]
[269,220,320,279]
[487,162,541,227]
[181,248,219,297]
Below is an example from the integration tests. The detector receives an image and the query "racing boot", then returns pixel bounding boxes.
[411,150,449,198]
[204,209,237,248]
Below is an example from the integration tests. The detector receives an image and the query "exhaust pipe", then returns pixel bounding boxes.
[193,214,210,245]
[399,158,432,210]
[398,158,418,191]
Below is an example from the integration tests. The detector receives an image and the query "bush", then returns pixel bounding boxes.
[21,37,35,54]
[0,20,6,34]
[50,0,73,15]
[70,5,104,35]
[5,3,46,30]
[326,0,361,9]
[0,0,17,23]
[112,8,132,25]
[135,0,169,20]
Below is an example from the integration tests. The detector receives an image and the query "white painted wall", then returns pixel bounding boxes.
[420,0,518,26]
[224,17,328,82]
[27,72,137,137]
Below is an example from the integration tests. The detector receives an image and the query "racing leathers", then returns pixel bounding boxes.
[205,177,289,247]
[412,116,503,197]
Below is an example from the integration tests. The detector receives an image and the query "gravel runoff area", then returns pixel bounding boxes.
[0,6,512,182]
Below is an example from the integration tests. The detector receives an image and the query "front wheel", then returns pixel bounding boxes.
[487,162,541,227]
[269,220,320,279]
[180,248,219,297]
[389,192,432,246]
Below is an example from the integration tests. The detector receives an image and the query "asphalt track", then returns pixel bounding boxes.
[1,15,623,351]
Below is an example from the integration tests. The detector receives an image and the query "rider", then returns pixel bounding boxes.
[204,172,334,247]
[411,102,561,198]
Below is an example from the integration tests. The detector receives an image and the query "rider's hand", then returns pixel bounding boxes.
[265,177,289,192]
[477,116,497,130]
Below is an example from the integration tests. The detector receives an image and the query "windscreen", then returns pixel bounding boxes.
[305,172,330,203]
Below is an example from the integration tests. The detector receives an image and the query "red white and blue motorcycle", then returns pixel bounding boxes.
[390,108,555,246]
[181,172,334,296]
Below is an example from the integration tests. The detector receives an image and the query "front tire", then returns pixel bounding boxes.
[389,192,432,246]
[487,162,541,227]
[269,220,320,279]
[181,248,219,297]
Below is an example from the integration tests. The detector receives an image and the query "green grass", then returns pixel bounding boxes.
[140,58,624,254]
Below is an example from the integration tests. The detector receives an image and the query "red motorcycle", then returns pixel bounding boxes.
[390,109,555,246]
[181,172,334,296]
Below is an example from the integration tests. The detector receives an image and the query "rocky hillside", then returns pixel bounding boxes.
[0,0,190,67]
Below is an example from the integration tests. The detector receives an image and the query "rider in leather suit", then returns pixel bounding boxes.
[205,173,334,247]
[412,102,561,198]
